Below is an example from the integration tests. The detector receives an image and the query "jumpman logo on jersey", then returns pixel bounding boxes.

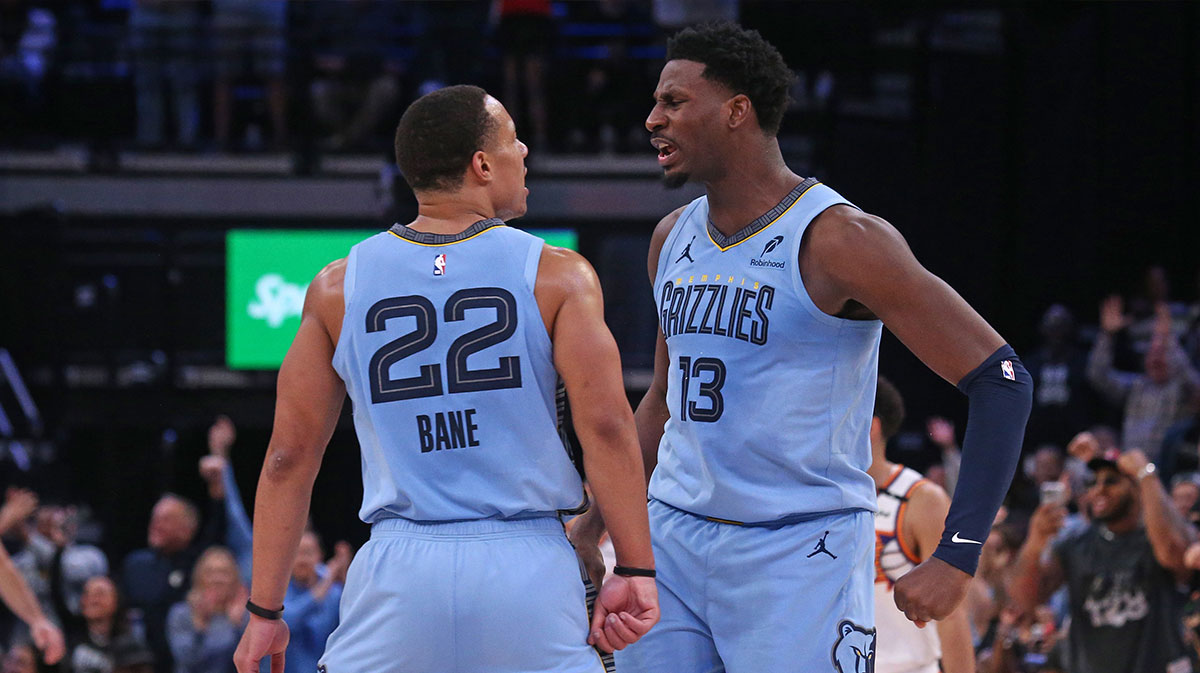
[676,236,696,264]
[807,530,838,559]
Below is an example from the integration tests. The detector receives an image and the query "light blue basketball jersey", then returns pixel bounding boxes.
[331,219,585,523]
[650,178,882,523]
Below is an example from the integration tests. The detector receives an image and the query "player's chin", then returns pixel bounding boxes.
[499,201,527,222]
[661,168,689,190]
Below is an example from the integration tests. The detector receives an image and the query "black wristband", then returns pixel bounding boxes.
[245,599,284,620]
[613,566,656,578]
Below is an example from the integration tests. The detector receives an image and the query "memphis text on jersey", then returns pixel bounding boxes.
[658,275,775,344]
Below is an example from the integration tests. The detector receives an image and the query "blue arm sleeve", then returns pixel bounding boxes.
[222,463,255,586]
[931,344,1033,576]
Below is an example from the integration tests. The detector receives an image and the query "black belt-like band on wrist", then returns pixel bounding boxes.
[613,566,656,578]
[246,599,284,620]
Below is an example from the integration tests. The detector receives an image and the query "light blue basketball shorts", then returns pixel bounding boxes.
[615,500,877,673]
[318,516,608,673]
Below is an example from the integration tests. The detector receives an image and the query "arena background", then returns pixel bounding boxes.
[0,1,1197,563]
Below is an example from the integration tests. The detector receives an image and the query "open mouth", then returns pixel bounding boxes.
[651,137,678,166]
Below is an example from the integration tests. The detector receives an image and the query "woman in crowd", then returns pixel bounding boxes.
[166,548,245,673]
[53,571,153,673]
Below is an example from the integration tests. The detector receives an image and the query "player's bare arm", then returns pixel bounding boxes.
[633,206,687,482]
[902,482,975,672]
[804,206,1032,624]
[535,245,659,653]
[568,205,684,557]
[801,207,1004,381]
[234,259,347,673]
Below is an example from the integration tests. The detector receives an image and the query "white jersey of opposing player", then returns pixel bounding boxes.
[874,465,941,673]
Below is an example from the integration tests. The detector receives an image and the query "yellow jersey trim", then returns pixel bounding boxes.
[706,180,821,252]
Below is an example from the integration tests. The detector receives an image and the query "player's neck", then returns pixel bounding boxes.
[704,144,801,237]
[867,450,896,487]
[408,195,496,235]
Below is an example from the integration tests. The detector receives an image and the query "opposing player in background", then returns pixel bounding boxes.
[870,377,974,673]
[570,22,1032,671]
[233,84,657,673]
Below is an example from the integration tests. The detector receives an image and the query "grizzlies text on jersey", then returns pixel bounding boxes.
[650,178,883,523]
[331,219,585,523]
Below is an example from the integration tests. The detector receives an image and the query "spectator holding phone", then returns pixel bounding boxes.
[1011,447,1196,673]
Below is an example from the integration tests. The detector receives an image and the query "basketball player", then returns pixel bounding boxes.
[232,85,658,673]
[871,378,974,673]
[569,23,1032,670]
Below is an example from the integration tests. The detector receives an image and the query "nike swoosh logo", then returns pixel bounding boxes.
[951,532,983,545]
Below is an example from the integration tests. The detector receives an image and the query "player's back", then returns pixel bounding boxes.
[331,218,585,523]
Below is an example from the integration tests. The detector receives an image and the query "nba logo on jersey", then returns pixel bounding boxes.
[1001,360,1015,381]
[433,254,447,276]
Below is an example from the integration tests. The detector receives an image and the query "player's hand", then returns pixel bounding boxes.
[566,508,607,587]
[30,616,64,665]
[588,575,659,653]
[573,538,606,588]
[234,615,290,673]
[893,556,970,628]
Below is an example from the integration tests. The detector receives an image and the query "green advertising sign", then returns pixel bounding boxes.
[226,228,579,370]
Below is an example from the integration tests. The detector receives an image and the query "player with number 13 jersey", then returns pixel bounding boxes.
[652,177,880,523]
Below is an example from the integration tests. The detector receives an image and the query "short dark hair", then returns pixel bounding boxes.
[873,376,906,441]
[394,85,497,192]
[666,22,795,135]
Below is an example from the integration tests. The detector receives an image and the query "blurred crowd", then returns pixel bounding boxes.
[0,415,350,673]
[0,0,741,155]
[895,265,1200,673]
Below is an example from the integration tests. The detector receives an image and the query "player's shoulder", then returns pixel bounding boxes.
[647,204,692,278]
[306,257,348,336]
[807,205,902,254]
[652,204,691,244]
[310,257,347,297]
[906,477,951,512]
[536,244,600,294]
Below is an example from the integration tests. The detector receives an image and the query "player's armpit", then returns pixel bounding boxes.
[646,205,688,283]
[633,331,670,485]
[803,209,1004,385]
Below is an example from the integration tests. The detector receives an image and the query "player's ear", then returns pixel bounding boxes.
[470,149,491,184]
[726,94,752,129]
[870,417,883,441]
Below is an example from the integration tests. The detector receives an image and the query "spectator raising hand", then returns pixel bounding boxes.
[208,415,236,459]
[1099,294,1128,335]
[0,488,38,536]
